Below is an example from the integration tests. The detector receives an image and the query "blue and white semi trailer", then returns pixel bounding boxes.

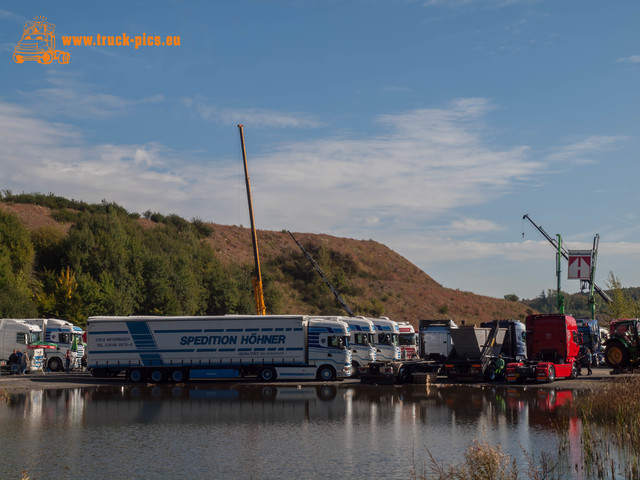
[87,315,352,383]
[368,317,401,362]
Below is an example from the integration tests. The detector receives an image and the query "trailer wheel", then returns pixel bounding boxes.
[48,357,63,372]
[170,369,186,383]
[150,369,165,383]
[546,365,556,383]
[605,342,630,369]
[317,365,336,381]
[129,368,145,383]
[259,367,277,382]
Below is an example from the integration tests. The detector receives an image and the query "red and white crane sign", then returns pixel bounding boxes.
[568,250,592,280]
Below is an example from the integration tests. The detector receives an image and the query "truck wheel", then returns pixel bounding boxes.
[317,365,336,381]
[605,342,630,369]
[170,369,186,383]
[546,365,556,383]
[129,368,145,383]
[259,367,277,382]
[48,357,63,372]
[150,369,165,383]
[570,363,578,379]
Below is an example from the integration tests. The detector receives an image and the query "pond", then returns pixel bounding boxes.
[0,383,582,480]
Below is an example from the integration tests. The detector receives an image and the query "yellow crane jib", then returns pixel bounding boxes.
[238,124,266,315]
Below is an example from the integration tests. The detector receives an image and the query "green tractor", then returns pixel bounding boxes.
[604,319,640,369]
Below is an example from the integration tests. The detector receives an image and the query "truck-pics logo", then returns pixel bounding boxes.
[13,16,70,65]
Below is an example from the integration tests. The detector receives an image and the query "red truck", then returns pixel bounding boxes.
[506,314,580,383]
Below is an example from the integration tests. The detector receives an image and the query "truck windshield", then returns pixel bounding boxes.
[398,334,416,346]
[378,333,399,347]
[29,332,42,344]
[328,336,349,349]
[59,333,72,344]
[352,333,369,346]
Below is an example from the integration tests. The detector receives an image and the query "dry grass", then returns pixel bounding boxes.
[0,387,10,402]
[411,437,562,480]
[570,376,640,479]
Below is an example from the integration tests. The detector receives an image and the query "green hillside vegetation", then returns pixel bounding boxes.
[0,192,534,328]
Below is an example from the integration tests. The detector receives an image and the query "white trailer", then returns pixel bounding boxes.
[23,319,85,371]
[87,315,352,383]
[368,317,401,362]
[419,319,458,361]
[0,319,42,373]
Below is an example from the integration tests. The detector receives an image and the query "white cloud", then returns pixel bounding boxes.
[446,218,507,234]
[617,55,640,64]
[3,93,639,298]
[545,136,627,165]
[18,71,164,118]
[247,98,539,234]
[182,97,325,128]
[423,0,530,8]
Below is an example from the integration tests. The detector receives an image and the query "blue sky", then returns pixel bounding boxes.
[1,0,639,300]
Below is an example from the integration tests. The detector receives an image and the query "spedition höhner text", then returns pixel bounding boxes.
[179,334,288,346]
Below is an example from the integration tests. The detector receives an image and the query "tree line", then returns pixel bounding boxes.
[0,192,370,328]
[0,193,260,327]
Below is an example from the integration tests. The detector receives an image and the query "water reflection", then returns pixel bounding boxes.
[0,384,580,480]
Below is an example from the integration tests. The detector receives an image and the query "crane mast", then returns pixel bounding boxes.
[238,125,266,315]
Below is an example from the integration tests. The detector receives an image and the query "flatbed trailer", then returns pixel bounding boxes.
[358,359,440,384]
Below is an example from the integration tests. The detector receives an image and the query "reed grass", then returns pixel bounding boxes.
[413,377,640,480]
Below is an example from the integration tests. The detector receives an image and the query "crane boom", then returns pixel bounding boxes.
[522,214,612,304]
[287,231,355,317]
[238,125,266,315]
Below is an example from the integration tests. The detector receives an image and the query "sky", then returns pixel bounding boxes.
[1,0,639,300]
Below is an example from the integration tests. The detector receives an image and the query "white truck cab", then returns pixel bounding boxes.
[0,319,42,372]
[341,316,377,370]
[23,319,85,371]
[368,317,401,362]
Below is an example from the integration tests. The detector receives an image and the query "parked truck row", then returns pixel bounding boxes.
[2,312,622,384]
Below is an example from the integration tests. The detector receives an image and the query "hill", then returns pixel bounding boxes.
[0,196,533,327]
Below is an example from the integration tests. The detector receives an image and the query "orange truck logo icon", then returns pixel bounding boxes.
[13,16,70,64]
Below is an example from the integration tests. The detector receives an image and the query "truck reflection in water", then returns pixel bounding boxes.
[0,384,578,432]
[0,383,586,480]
